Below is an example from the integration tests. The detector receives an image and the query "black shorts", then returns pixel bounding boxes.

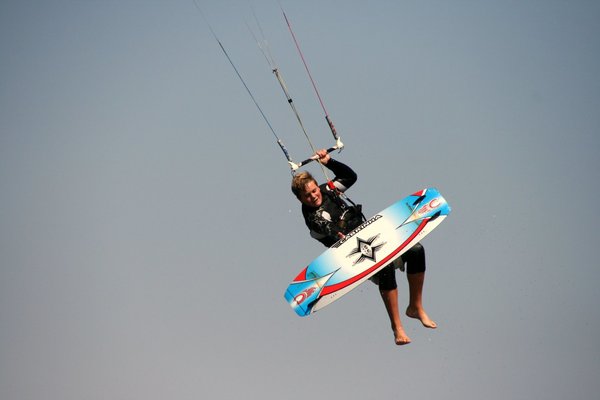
[376,243,426,291]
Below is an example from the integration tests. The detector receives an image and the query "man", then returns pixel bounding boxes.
[291,149,436,345]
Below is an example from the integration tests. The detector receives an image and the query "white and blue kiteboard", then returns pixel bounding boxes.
[284,188,451,317]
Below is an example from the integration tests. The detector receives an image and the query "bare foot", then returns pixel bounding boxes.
[393,327,411,346]
[406,307,437,329]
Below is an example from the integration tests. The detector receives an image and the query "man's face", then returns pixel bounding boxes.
[298,181,322,208]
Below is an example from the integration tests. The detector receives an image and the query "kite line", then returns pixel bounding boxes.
[196,2,344,176]
[193,1,294,169]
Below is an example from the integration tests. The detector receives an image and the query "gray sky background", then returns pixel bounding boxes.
[1,1,599,399]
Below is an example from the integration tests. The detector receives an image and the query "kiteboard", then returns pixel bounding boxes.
[284,187,451,317]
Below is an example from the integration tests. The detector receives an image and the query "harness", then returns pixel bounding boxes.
[324,181,366,232]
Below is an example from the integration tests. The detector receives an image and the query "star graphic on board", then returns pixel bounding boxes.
[347,235,386,265]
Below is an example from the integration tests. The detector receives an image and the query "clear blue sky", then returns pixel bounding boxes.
[1,1,599,399]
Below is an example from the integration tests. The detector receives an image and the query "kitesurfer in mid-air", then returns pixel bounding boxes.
[291,149,436,345]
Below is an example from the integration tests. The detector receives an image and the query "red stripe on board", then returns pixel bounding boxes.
[293,267,309,282]
[319,219,429,297]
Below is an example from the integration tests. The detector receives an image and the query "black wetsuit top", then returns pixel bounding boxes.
[301,159,363,247]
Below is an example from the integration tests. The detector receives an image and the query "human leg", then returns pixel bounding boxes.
[376,265,411,345]
[379,288,411,345]
[405,272,437,328]
[403,244,437,328]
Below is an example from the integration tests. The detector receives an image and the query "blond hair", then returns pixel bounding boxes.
[291,171,317,198]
